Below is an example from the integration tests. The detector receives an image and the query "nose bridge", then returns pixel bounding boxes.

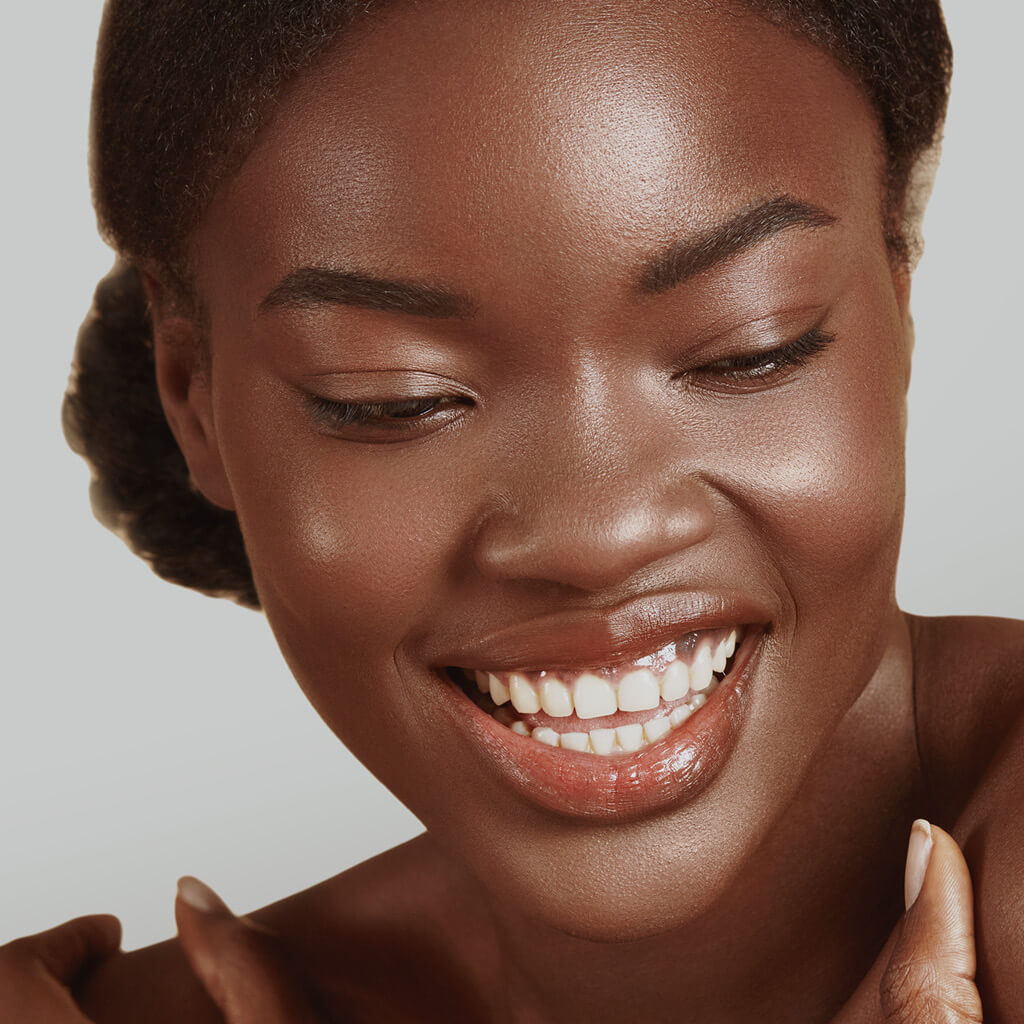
[471,378,714,590]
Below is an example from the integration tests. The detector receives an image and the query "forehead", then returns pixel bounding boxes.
[198,0,883,310]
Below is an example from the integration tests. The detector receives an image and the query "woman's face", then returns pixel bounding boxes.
[177,0,911,937]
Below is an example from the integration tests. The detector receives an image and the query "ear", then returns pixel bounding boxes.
[892,264,915,392]
[143,273,236,512]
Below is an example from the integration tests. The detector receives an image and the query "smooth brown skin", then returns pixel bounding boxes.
[0,826,982,1023]
[51,0,1024,1020]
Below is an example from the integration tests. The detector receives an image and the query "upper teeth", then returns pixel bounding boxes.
[473,628,739,719]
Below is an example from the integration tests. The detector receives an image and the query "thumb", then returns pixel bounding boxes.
[4,914,123,985]
[175,877,319,1024]
[878,820,983,1023]
[0,914,122,1024]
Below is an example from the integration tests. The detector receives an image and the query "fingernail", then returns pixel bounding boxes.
[177,876,230,915]
[904,819,933,910]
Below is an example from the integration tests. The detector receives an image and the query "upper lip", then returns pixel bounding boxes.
[431,588,773,673]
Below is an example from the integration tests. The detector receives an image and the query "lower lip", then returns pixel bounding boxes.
[437,632,761,821]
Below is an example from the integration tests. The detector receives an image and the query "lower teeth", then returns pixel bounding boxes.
[491,675,721,756]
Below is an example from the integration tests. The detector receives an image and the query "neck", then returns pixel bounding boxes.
[466,612,921,1023]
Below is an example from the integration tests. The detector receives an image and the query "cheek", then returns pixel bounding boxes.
[706,312,909,785]
[714,280,908,615]
[211,378,475,745]
[749,374,906,593]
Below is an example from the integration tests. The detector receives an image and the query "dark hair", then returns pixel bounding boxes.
[64,0,952,608]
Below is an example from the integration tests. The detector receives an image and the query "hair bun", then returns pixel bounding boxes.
[63,261,259,607]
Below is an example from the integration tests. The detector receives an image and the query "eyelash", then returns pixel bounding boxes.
[307,394,467,435]
[686,328,835,390]
[307,329,835,438]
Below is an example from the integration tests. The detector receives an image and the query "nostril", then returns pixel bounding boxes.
[470,490,714,592]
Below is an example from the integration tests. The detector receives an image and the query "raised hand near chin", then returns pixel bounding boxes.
[836,820,983,1024]
[175,877,326,1023]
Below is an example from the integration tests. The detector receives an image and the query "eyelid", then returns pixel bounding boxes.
[682,327,836,393]
[705,327,833,368]
[681,304,831,358]
[309,394,444,423]
[305,392,470,442]
[299,365,472,394]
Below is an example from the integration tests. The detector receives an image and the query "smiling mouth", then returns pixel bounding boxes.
[448,626,743,756]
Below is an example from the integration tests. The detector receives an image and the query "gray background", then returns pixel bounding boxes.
[1,0,1020,949]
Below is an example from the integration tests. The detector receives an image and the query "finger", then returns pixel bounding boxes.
[0,915,122,1023]
[879,820,983,1023]
[175,876,319,1024]
[2,914,122,984]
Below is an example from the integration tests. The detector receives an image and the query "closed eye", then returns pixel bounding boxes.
[688,328,836,392]
[305,394,471,442]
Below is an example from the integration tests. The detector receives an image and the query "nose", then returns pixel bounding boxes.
[471,394,714,593]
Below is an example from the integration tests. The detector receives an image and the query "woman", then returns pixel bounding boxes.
[3,0,1021,1020]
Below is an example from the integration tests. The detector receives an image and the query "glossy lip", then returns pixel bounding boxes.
[429,591,770,821]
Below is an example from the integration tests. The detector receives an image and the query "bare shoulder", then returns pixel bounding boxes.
[911,614,1024,1018]
[78,834,493,1023]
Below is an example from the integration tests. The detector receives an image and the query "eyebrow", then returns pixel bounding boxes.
[259,267,477,319]
[637,194,838,294]
[259,194,837,318]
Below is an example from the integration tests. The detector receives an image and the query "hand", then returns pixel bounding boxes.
[175,877,324,1023]
[835,820,983,1023]
[0,913,122,1022]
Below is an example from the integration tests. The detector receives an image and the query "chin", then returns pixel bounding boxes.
[510,850,738,944]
